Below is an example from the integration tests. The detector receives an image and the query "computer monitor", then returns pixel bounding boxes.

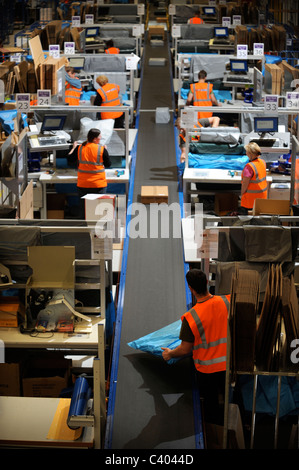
[230,59,248,73]
[254,116,278,134]
[40,115,67,134]
[85,27,99,38]
[203,7,216,16]
[214,26,228,38]
[253,66,263,103]
[68,56,85,69]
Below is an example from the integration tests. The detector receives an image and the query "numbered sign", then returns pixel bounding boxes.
[233,15,241,25]
[132,25,142,37]
[237,44,248,58]
[253,43,264,56]
[222,17,231,27]
[37,90,51,107]
[209,0,216,5]
[126,54,140,70]
[264,95,278,114]
[16,94,30,112]
[172,25,181,38]
[169,4,176,15]
[72,16,80,27]
[286,92,299,109]
[85,14,94,24]
[137,4,144,15]
[49,44,60,59]
[64,42,75,55]
[180,108,196,128]
[11,53,21,63]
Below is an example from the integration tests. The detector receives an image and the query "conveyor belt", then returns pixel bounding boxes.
[105,29,202,450]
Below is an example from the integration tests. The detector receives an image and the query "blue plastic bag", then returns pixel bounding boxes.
[128,320,184,364]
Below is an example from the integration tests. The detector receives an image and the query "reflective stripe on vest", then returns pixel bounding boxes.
[98,85,121,106]
[191,82,213,119]
[182,295,229,372]
[97,84,123,119]
[78,145,105,174]
[246,161,267,192]
[241,158,267,208]
[65,82,82,105]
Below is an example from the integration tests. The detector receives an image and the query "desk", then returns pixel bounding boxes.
[0,396,93,448]
[38,168,129,219]
[223,72,254,101]
[0,318,104,351]
[183,168,273,202]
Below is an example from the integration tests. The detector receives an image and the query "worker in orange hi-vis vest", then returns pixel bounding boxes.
[65,66,82,106]
[186,69,221,120]
[241,142,268,213]
[105,39,120,54]
[162,269,230,425]
[188,10,204,24]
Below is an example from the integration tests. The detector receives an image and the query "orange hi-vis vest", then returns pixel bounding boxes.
[189,17,204,24]
[182,295,230,374]
[77,143,107,188]
[190,82,213,119]
[241,158,267,209]
[97,83,123,119]
[105,47,120,54]
[65,82,82,106]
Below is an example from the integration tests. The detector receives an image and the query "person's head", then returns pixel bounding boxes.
[86,128,101,145]
[186,269,208,296]
[96,75,109,87]
[106,39,114,48]
[198,70,207,81]
[245,142,261,161]
[65,66,76,78]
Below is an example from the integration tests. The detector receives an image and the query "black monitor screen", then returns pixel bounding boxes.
[230,59,248,73]
[68,56,85,69]
[41,115,67,133]
[254,117,279,133]
[86,27,99,38]
[203,7,216,15]
[214,27,228,38]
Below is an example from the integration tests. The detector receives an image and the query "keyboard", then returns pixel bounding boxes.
[38,137,67,146]
[213,38,232,45]
[225,75,251,83]
[250,138,279,147]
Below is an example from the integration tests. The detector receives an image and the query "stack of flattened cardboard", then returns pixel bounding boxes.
[265,63,282,95]
[272,25,286,52]
[235,25,248,46]
[255,264,289,371]
[29,35,68,94]
[229,268,260,375]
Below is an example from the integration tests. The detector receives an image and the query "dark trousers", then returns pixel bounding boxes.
[196,370,226,425]
[77,186,107,219]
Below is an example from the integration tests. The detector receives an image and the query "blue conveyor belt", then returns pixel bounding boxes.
[105,25,203,450]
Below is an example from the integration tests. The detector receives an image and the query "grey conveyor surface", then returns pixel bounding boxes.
[106,32,199,449]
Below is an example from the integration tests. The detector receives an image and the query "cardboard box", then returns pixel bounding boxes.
[84,194,116,221]
[0,363,21,396]
[252,198,290,216]
[148,25,165,40]
[214,193,238,216]
[141,186,169,204]
[22,356,71,397]
[0,297,25,328]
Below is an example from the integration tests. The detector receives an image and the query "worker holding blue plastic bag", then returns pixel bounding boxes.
[162,269,230,425]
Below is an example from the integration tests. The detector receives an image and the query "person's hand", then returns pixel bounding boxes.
[161,347,172,361]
